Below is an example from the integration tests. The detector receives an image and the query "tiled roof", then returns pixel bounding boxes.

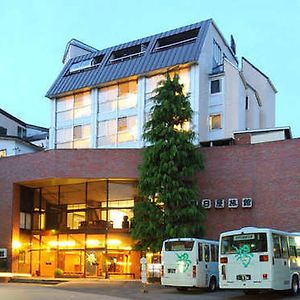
[46,19,212,98]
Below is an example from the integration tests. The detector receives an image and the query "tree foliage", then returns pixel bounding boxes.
[131,73,206,252]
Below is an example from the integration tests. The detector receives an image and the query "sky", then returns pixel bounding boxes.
[1,0,300,137]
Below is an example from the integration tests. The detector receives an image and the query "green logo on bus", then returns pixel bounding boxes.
[176,253,191,272]
[233,245,254,267]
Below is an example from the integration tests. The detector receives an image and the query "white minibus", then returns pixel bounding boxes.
[219,227,300,295]
[161,238,219,291]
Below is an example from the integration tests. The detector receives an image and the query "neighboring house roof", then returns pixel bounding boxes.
[46,19,212,98]
[0,108,27,127]
[0,108,49,132]
[0,135,44,151]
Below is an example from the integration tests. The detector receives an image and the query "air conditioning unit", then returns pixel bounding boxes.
[0,248,7,258]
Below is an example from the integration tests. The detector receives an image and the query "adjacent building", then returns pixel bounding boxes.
[0,108,49,157]
[0,19,298,280]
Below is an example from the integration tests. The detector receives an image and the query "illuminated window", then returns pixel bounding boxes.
[56,92,91,124]
[145,68,190,103]
[0,149,7,158]
[67,211,86,230]
[209,114,222,130]
[20,212,31,230]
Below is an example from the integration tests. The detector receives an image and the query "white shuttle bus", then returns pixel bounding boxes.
[161,238,219,291]
[219,227,300,295]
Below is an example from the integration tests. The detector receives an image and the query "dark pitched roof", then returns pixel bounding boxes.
[46,19,212,98]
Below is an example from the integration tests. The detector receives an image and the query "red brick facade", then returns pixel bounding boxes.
[0,139,299,270]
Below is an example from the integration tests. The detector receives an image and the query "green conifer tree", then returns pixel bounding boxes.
[131,73,205,252]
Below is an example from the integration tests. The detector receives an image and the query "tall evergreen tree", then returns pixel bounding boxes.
[132,73,205,252]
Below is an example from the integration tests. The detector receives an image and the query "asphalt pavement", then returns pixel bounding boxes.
[1,280,300,300]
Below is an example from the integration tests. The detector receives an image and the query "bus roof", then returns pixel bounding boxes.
[163,237,218,244]
[220,227,300,238]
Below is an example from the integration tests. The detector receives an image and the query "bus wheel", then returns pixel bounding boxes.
[291,275,299,295]
[208,276,217,292]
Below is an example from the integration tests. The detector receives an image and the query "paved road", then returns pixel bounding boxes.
[1,281,300,300]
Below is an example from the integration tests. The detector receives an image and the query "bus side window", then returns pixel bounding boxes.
[204,244,210,262]
[216,245,219,261]
[288,237,297,257]
[272,234,282,258]
[198,243,203,261]
[211,244,217,262]
[281,236,289,258]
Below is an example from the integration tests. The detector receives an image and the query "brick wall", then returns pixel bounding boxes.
[0,139,299,268]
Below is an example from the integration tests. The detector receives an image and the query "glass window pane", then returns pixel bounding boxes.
[98,120,117,147]
[56,127,72,143]
[109,181,137,202]
[74,106,91,119]
[56,142,73,149]
[57,96,73,112]
[209,114,222,130]
[74,92,90,108]
[73,139,90,148]
[117,116,137,143]
[60,183,86,206]
[57,110,73,124]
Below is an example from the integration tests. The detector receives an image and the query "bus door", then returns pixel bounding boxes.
[203,244,210,286]
[196,242,206,286]
[272,234,290,289]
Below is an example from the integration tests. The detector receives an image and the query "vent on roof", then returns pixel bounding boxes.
[155,28,200,51]
[68,54,104,74]
[109,43,149,64]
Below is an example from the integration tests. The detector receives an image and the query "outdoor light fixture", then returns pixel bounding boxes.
[12,240,22,250]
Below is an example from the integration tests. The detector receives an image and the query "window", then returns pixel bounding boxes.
[98,81,137,113]
[245,96,249,110]
[204,244,210,262]
[17,126,26,138]
[56,92,91,125]
[109,43,149,63]
[69,55,104,74]
[211,244,218,262]
[210,79,221,94]
[155,28,199,51]
[145,68,190,103]
[198,243,203,261]
[273,234,282,258]
[165,241,194,251]
[117,117,127,132]
[20,212,31,230]
[56,92,91,148]
[289,237,297,257]
[221,233,267,255]
[0,126,7,135]
[213,40,222,69]
[281,236,289,258]
[209,114,222,130]
[0,149,7,158]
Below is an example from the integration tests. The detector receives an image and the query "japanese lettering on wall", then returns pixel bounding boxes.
[201,198,253,209]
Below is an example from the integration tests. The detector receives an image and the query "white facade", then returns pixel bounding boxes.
[49,22,276,149]
[0,109,48,157]
[0,138,39,157]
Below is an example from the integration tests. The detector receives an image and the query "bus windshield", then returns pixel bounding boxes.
[165,241,194,251]
[221,233,267,254]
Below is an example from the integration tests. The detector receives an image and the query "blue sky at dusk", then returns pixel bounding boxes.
[1,0,299,137]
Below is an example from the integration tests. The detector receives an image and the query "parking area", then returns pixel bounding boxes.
[52,280,300,300]
[1,281,300,300]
